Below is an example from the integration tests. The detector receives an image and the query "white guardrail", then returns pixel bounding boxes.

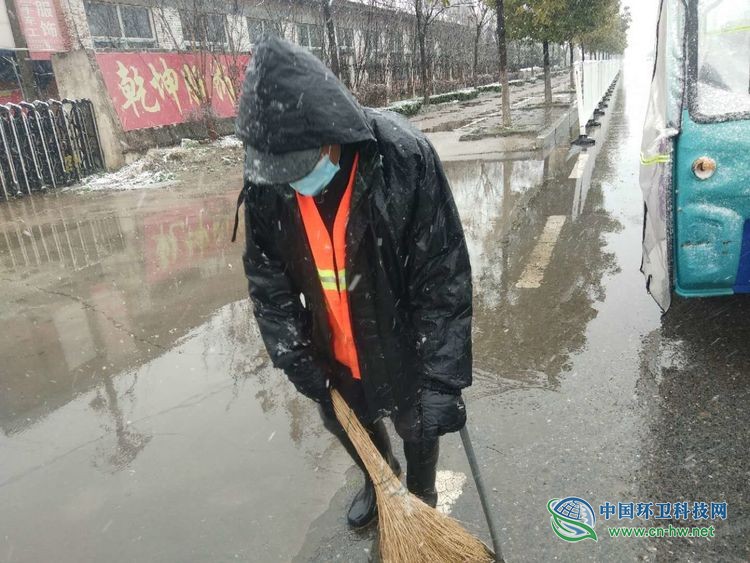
[573,60,621,136]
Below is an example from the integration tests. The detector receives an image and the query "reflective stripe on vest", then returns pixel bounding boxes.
[296,152,361,380]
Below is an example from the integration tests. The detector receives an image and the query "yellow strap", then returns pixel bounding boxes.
[640,152,670,166]
[708,23,750,35]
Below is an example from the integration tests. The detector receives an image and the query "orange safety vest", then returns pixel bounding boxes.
[295,152,362,380]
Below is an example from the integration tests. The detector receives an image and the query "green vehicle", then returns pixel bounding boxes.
[640,0,750,311]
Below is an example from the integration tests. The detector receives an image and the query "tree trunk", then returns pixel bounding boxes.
[496,0,511,127]
[473,27,480,87]
[202,102,218,141]
[321,0,340,78]
[419,31,429,104]
[569,40,575,90]
[415,0,430,105]
[543,39,552,104]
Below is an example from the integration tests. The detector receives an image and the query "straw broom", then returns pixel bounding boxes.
[331,388,494,563]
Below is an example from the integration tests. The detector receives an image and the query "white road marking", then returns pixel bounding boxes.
[435,470,467,515]
[569,153,589,179]
[515,215,567,289]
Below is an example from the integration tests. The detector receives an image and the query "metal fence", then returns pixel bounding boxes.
[574,60,622,137]
[0,99,105,200]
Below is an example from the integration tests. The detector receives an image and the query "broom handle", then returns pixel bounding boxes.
[459,425,504,563]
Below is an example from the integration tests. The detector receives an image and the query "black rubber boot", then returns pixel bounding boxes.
[404,438,440,508]
[346,419,401,529]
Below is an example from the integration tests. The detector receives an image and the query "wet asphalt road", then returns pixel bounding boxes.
[1,58,748,563]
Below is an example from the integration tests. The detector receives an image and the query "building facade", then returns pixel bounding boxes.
[57,0,494,105]
[0,0,564,171]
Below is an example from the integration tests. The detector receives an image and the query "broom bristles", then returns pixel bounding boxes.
[331,389,494,563]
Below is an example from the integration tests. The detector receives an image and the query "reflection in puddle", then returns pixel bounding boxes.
[0,299,326,477]
[0,213,125,272]
[443,140,619,391]
[0,298,346,563]
[0,191,245,441]
[445,158,546,308]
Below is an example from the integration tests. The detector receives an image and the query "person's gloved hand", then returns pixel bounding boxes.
[328,362,370,422]
[421,387,466,440]
[292,372,336,419]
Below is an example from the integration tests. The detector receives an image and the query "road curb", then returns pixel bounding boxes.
[535,105,580,152]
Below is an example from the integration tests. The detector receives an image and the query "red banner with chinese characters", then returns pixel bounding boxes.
[96,52,250,131]
[15,0,66,59]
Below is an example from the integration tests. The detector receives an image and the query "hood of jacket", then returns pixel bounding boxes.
[236,37,375,153]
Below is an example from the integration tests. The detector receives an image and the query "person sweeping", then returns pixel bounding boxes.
[234,37,473,530]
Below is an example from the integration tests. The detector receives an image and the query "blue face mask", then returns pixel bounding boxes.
[290,153,340,197]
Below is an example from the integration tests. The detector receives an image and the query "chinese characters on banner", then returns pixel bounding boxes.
[96,52,250,131]
[15,0,66,59]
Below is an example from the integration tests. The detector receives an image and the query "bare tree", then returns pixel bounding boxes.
[349,5,377,91]
[463,0,491,86]
[341,0,389,94]
[254,0,296,38]
[152,0,249,139]
[321,0,341,77]
[414,0,451,104]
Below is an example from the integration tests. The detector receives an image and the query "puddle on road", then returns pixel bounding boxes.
[442,135,620,393]
[0,187,351,563]
[0,138,622,468]
[0,188,247,437]
[0,135,619,435]
[0,298,346,562]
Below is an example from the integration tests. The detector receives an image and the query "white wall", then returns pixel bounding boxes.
[0,0,15,50]
[152,6,183,49]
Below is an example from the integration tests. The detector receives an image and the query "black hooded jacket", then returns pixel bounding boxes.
[236,38,472,439]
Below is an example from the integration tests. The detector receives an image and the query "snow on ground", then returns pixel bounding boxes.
[68,135,243,192]
[435,469,467,515]
[73,159,178,192]
[215,135,243,148]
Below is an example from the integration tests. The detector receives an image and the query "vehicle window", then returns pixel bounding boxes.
[696,0,750,118]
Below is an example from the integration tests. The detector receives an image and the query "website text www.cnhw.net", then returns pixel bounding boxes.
[608,525,716,538]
